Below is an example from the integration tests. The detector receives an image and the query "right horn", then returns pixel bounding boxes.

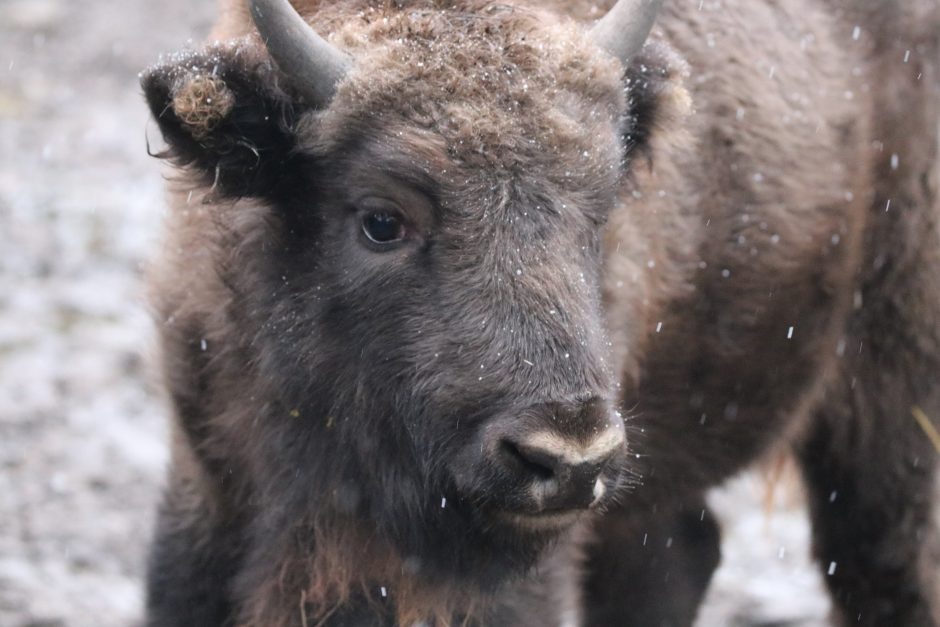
[249,0,351,107]
[590,0,663,65]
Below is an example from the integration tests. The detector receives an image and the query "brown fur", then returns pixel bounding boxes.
[171,75,236,139]
[141,1,940,625]
[586,1,940,625]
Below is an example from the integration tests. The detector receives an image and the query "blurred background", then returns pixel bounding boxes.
[0,0,832,625]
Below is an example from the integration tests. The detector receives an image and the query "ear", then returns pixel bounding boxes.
[142,43,302,198]
[621,40,693,164]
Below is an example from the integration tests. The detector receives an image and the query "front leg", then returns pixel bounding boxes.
[796,367,940,626]
[582,498,722,627]
[145,469,241,627]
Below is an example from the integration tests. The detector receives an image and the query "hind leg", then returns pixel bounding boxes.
[796,362,940,626]
[582,497,721,627]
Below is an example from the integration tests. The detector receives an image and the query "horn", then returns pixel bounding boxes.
[248,0,351,106]
[590,0,663,65]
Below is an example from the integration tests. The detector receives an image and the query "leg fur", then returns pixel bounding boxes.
[145,463,241,627]
[796,338,940,625]
[582,498,721,627]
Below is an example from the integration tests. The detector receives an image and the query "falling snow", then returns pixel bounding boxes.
[0,1,214,625]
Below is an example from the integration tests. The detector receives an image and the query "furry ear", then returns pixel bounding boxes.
[621,40,693,163]
[142,43,302,198]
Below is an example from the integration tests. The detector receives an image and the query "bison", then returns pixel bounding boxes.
[141,0,940,625]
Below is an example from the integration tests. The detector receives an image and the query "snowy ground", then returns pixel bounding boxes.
[0,1,831,625]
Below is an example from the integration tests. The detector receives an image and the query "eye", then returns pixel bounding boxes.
[361,210,406,245]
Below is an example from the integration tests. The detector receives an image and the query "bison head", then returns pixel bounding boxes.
[143,0,675,589]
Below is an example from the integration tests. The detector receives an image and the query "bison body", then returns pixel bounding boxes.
[142,0,940,625]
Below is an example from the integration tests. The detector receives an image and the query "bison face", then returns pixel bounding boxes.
[142,2,675,586]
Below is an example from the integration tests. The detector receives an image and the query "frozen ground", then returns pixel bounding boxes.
[0,1,831,625]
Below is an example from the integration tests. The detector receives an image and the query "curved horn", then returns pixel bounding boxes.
[590,0,663,65]
[249,0,351,106]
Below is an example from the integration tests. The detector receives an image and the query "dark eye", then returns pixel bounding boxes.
[361,210,406,244]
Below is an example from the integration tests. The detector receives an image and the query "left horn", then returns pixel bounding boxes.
[249,0,351,106]
[590,0,663,65]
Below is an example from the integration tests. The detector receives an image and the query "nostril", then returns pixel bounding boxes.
[499,440,555,480]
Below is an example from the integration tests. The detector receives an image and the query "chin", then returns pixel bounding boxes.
[387,501,572,590]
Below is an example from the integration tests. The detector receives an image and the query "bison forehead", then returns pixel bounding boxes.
[313,2,627,170]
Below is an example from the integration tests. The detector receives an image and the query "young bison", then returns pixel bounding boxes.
[142,0,940,625]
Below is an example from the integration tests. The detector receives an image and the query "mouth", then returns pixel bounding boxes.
[494,508,588,532]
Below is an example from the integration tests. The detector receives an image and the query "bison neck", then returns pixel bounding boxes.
[235,512,582,626]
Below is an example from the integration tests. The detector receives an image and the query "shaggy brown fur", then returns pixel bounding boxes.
[170,74,236,139]
[142,0,940,625]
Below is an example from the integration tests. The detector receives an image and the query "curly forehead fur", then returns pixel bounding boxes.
[305,1,628,170]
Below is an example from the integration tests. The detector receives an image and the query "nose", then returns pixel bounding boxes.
[492,399,626,512]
